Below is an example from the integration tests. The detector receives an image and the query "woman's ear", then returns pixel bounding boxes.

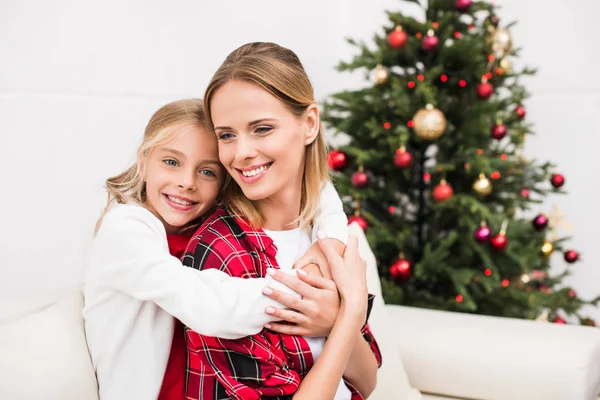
[303,104,320,145]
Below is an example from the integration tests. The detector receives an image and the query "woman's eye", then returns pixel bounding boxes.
[255,126,272,134]
[218,132,235,140]
[163,159,178,167]
[200,169,216,177]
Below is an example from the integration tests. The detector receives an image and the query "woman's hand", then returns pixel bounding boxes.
[317,232,368,320]
[261,269,340,337]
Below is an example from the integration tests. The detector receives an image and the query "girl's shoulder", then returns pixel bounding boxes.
[98,203,164,237]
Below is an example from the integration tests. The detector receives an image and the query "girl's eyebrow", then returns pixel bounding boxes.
[160,148,185,157]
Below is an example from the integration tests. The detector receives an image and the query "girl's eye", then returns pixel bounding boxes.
[200,169,216,177]
[255,126,272,134]
[218,132,235,140]
[163,159,178,167]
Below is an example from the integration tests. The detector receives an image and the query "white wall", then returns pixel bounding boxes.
[1,0,598,320]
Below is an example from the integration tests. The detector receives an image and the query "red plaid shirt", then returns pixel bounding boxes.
[182,208,381,400]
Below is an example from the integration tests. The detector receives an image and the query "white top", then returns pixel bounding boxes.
[83,180,348,400]
[264,227,352,400]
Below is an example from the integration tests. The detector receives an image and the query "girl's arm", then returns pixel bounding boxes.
[88,205,280,339]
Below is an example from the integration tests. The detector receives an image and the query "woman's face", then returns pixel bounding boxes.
[210,79,318,202]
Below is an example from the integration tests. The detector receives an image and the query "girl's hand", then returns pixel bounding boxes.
[262,269,340,337]
[292,238,345,279]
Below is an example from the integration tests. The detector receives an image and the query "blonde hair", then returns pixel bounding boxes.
[95,99,209,233]
[204,42,329,229]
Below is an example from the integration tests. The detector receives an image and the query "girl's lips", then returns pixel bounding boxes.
[163,194,197,211]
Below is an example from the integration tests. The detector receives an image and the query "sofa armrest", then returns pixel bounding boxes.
[386,305,600,400]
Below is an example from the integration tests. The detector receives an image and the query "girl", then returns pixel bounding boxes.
[183,42,380,400]
[83,99,352,399]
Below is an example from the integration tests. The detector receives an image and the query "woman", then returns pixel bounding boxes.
[182,42,380,400]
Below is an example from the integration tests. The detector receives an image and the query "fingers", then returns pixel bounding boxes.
[292,253,315,270]
[267,269,318,299]
[264,307,309,326]
[316,232,343,265]
[343,234,360,261]
[297,269,337,291]
[264,322,309,337]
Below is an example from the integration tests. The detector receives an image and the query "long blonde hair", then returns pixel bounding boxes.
[95,99,208,233]
[204,42,329,229]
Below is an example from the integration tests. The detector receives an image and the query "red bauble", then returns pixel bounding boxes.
[521,189,530,198]
[352,171,369,188]
[490,234,508,251]
[491,123,507,140]
[390,259,412,281]
[388,28,408,49]
[553,316,567,325]
[474,225,491,243]
[455,0,472,11]
[327,150,347,171]
[564,249,579,264]
[394,147,413,168]
[550,173,565,188]
[348,215,368,231]
[515,106,526,119]
[422,34,439,52]
[432,181,454,202]
[532,214,549,231]
[477,82,494,99]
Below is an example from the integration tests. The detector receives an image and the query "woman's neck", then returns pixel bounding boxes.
[258,185,302,231]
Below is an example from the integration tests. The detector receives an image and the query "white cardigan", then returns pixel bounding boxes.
[82,181,348,400]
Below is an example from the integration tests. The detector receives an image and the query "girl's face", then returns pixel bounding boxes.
[141,124,224,234]
[211,80,318,203]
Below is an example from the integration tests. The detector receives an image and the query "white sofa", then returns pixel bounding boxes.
[1,224,599,400]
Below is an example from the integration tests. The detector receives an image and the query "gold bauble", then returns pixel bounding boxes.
[374,64,390,85]
[491,28,512,56]
[541,241,555,258]
[473,173,492,196]
[412,104,447,141]
[499,58,512,72]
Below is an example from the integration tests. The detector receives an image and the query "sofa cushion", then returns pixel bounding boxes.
[0,291,98,400]
[349,222,422,400]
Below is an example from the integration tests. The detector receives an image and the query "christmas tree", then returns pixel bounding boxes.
[323,0,599,325]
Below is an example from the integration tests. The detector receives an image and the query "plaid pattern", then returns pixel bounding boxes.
[182,208,381,400]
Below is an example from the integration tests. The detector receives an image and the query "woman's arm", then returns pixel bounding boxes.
[88,206,281,339]
[342,331,379,397]
[293,234,370,399]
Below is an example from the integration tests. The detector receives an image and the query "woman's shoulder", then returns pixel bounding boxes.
[189,207,242,243]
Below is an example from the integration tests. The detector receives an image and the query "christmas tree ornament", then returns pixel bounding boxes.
[394,146,413,168]
[532,214,549,231]
[477,80,494,99]
[552,316,567,324]
[473,173,492,196]
[373,64,390,85]
[388,26,408,49]
[352,169,369,188]
[491,28,513,57]
[500,58,512,72]
[348,215,368,231]
[515,105,526,119]
[422,30,439,52]
[390,257,412,281]
[569,290,577,297]
[412,104,447,140]
[541,240,555,258]
[388,205,397,214]
[432,179,454,202]
[327,150,347,171]
[564,249,579,264]
[490,220,508,251]
[474,222,491,243]
[486,15,500,28]
[550,173,565,188]
[521,189,530,198]
[491,122,507,140]
[455,0,472,12]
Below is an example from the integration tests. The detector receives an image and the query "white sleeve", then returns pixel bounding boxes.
[312,180,349,245]
[87,206,281,340]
